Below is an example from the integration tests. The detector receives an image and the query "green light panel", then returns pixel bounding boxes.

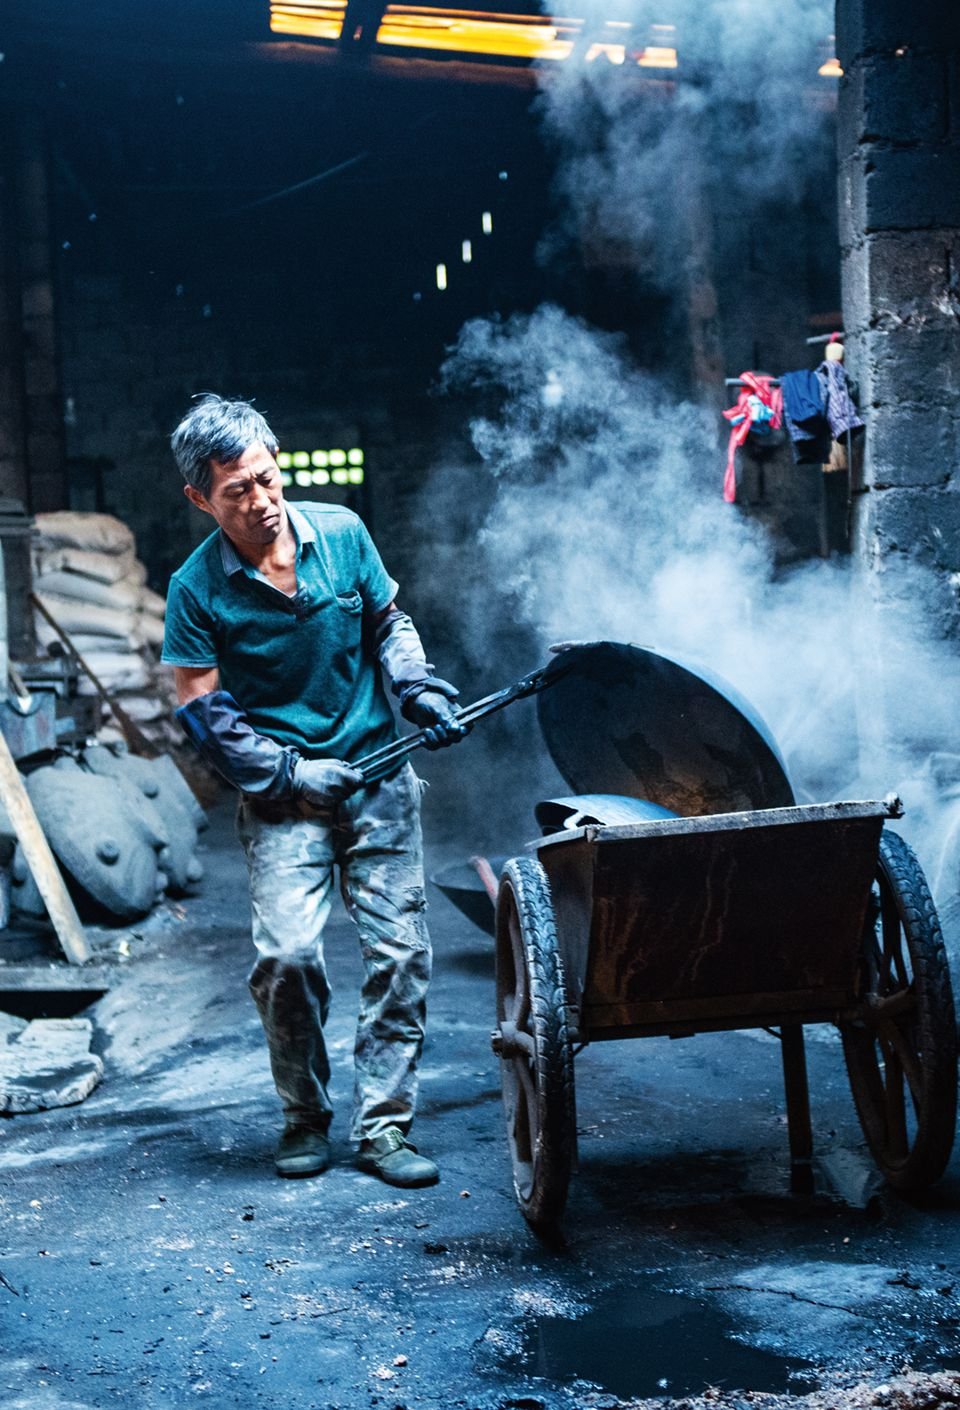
[275,449,365,484]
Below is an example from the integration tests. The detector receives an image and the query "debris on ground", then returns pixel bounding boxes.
[0,1015,102,1112]
[596,1370,960,1410]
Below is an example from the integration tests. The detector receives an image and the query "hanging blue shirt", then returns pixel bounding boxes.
[780,369,830,464]
[161,502,399,764]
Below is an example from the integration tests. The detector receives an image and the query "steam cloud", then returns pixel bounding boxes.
[535,0,836,291]
[416,0,960,962]
[432,306,960,954]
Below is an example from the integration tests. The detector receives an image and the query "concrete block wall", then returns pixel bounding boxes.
[0,109,66,514]
[0,143,28,509]
[838,3,960,621]
[59,274,436,597]
[60,275,226,587]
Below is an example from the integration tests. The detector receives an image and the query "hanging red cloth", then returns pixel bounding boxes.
[721,372,783,503]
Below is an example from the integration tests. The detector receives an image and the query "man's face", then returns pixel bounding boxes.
[185,442,286,549]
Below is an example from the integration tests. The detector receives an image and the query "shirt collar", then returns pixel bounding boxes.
[218,501,315,578]
[219,531,245,577]
[284,502,317,551]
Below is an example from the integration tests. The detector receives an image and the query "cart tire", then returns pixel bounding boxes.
[841,829,957,1191]
[495,856,575,1229]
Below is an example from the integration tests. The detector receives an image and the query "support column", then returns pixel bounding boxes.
[838,5,960,606]
[837,2,960,771]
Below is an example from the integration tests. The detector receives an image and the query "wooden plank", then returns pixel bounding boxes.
[0,729,90,964]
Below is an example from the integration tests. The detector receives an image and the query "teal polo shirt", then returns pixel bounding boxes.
[162,502,399,764]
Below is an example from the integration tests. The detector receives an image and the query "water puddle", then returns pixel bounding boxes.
[517,1288,818,1400]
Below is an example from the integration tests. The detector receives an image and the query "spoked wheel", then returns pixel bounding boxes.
[842,829,958,1190]
[493,856,575,1229]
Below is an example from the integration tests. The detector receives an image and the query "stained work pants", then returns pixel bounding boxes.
[237,764,431,1143]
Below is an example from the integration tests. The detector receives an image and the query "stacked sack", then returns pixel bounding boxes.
[31,512,177,747]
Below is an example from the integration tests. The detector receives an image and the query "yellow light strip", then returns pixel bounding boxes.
[376,6,577,61]
[818,57,843,77]
[637,45,677,68]
[270,1,688,69]
[270,0,347,40]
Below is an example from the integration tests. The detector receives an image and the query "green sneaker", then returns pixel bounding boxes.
[275,1124,331,1179]
[356,1127,439,1188]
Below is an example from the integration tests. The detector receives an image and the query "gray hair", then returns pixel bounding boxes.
[171,394,279,497]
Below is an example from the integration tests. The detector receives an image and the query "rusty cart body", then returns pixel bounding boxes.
[491,643,958,1228]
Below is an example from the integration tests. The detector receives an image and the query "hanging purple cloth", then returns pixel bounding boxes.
[817,361,864,438]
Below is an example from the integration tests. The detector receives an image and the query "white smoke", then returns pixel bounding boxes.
[535,0,836,291]
[440,304,842,789]
[415,0,960,968]
[428,302,960,968]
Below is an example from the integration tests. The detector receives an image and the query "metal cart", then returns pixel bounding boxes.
[490,643,958,1228]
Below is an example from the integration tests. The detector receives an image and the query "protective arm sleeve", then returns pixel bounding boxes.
[176,690,300,798]
[375,607,445,708]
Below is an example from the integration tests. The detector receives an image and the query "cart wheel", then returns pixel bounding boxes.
[842,829,958,1190]
[494,856,575,1229]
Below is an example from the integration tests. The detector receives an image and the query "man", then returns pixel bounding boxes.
[162,394,467,1187]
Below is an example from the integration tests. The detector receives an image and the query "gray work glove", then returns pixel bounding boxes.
[400,678,471,750]
[292,757,364,808]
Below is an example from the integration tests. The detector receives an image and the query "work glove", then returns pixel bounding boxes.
[400,678,471,750]
[293,757,364,808]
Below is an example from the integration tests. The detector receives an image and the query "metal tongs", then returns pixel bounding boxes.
[355,660,564,785]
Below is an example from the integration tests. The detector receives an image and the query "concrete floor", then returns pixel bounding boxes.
[2,800,960,1410]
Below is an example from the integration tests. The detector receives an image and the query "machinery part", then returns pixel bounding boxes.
[429,855,506,936]
[493,856,575,1230]
[25,760,162,922]
[81,745,204,893]
[537,640,795,817]
[841,829,957,1191]
[534,793,677,835]
[0,692,59,763]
